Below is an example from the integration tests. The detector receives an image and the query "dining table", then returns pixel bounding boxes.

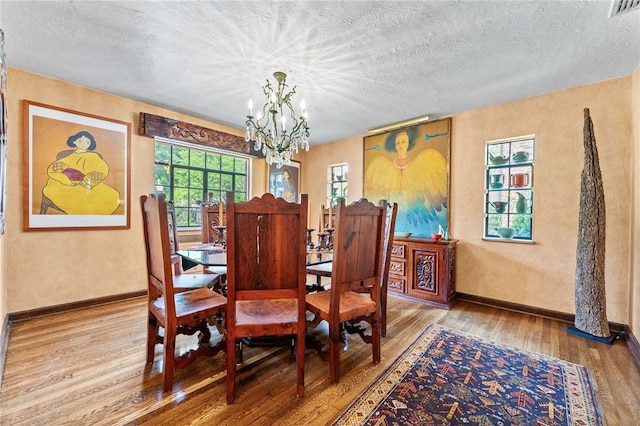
[177,243,333,293]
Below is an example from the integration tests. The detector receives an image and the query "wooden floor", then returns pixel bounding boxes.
[1,292,639,425]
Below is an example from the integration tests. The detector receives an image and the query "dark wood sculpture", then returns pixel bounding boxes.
[573,108,610,339]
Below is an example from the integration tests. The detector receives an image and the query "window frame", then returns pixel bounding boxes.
[327,162,348,207]
[483,135,535,243]
[154,141,250,229]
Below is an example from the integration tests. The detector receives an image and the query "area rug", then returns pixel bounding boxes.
[333,323,602,425]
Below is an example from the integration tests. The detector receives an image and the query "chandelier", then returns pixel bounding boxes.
[245,71,310,168]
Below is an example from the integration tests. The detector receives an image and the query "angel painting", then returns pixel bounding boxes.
[364,119,450,237]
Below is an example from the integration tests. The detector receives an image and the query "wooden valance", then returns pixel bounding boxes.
[139,112,263,157]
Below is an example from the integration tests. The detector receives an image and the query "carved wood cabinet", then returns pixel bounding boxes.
[388,238,458,309]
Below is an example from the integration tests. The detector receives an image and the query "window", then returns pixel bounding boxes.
[154,142,248,228]
[484,136,534,241]
[327,163,348,206]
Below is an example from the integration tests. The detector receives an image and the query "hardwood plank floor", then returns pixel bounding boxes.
[1,293,639,425]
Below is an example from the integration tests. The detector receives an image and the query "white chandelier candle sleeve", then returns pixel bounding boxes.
[219,198,223,225]
[245,71,310,168]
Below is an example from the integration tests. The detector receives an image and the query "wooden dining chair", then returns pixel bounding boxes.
[140,194,226,392]
[345,201,398,338]
[320,204,336,230]
[201,202,228,288]
[376,202,397,337]
[306,202,397,336]
[306,198,387,384]
[166,200,183,276]
[225,192,308,403]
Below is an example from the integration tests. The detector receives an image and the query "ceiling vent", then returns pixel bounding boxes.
[609,0,640,17]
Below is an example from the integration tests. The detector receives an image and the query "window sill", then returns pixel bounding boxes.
[482,237,534,244]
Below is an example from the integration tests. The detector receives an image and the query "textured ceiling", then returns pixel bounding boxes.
[1,1,638,145]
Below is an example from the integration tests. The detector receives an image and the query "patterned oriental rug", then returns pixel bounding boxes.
[333,323,602,425]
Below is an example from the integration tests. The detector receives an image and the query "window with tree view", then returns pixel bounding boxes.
[154,143,248,227]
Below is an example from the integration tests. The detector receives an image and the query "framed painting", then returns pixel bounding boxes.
[23,101,131,231]
[0,93,6,236]
[267,160,300,202]
[364,117,451,238]
[0,29,7,236]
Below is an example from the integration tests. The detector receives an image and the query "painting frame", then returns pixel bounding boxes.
[0,29,7,236]
[23,100,131,231]
[363,117,451,238]
[267,160,301,203]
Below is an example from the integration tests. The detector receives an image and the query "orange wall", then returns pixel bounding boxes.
[303,77,635,326]
[452,78,632,322]
[299,135,363,232]
[3,68,264,313]
[0,68,636,335]
[632,66,640,335]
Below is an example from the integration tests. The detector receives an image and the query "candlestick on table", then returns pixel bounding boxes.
[213,226,226,246]
[316,231,330,250]
[306,228,315,249]
[325,228,335,248]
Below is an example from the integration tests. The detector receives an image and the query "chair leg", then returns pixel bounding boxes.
[162,328,176,392]
[146,316,158,363]
[226,335,236,404]
[372,317,381,364]
[329,322,341,385]
[296,331,305,397]
[381,289,388,337]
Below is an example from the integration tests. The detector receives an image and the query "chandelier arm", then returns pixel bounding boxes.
[289,119,304,136]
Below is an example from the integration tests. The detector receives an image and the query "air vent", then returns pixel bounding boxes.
[609,0,640,17]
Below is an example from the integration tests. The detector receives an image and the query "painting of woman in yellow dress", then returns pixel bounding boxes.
[364,119,450,237]
[42,130,121,215]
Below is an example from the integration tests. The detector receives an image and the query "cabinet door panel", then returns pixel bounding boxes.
[409,248,441,299]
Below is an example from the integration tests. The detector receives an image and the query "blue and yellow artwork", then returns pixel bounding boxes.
[364,118,450,237]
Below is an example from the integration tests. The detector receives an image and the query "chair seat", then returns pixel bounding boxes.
[236,299,300,333]
[306,290,377,323]
[306,262,332,277]
[152,288,226,323]
[173,273,220,291]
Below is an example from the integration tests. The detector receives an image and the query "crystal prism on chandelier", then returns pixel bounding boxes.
[245,71,310,168]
